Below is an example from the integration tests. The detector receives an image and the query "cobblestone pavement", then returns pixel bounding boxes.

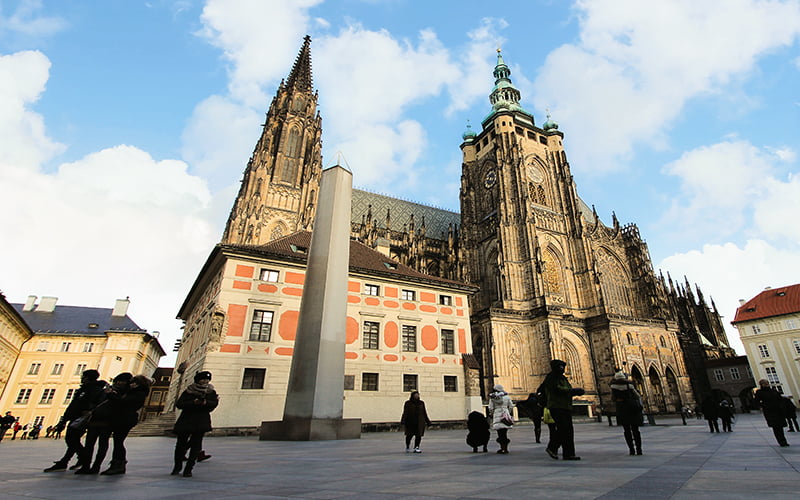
[0,413,797,499]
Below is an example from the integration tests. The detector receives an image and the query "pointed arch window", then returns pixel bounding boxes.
[281,128,302,184]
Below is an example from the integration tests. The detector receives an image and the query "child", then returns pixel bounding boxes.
[466,411,490,453]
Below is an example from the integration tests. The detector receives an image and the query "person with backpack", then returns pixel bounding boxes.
[610,371,644,455]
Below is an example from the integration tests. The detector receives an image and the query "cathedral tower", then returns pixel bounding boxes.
[222,36,323,245]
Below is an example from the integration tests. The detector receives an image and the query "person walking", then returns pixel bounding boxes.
[610,371,644,455]
[538,359,585,461]
[754,379,789,447]
[172,371,219,477]
[519,392,544,443]
[718,400,734,432]
[400,391,431,453]
[76,373,132,474]
[701,395,720,433]
[782,397,798,432]
[12,420,21,440]
[488,384,514,454]
[0,411,15,442]
[100,374,151,475]
[44,369,108,472]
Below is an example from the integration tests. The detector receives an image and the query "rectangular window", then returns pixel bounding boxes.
[401,289,416,301]
[249,310,274,342]
[150,391,162,404]
[74,363,87,376]
[439,295,453,306]
[344,375,355,391]
[83,343,94,353]
[39,388,56,404]
[28,363,41,375]
[752,324,762,334]
[364,284,380,296]
[758,344,770,358]
[730,367,741,380]
[362,373,379,391]
[401,325,417,352]
[241,368,266,390]
[362,321,380,349]
[403,374,418,392]
[33,415,44,426]
[60,342,71,352]
[63,388,76,404]
[36,341,48,351]
[793,339,800,355]
[259,269,279,282]
[52,363,64,376]
[765,366,780,384]
[746,365,753,378]
[713,369,724,382]
[444,376,458,392]
[441,329,455,354]
[15,388,32,404]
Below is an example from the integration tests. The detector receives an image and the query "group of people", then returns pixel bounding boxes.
[0,414,75,441]
[754,379,797,447]
[43,369,151,475]
[700,395,735,433]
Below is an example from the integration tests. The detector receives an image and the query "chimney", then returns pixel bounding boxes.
[23,295,37,312]
[738,299,746,306]
[35,296,58,313]
[112,297,130,317]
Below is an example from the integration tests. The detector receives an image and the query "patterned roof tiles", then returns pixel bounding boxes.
[351,189,460,239]
[732,283,800,323]
[11,304,145,335]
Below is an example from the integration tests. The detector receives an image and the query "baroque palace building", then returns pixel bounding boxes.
[175,37,732,426]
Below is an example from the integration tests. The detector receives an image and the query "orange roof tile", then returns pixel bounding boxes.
[732,283,800,323]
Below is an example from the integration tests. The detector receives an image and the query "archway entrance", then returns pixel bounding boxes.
[649,367,666,413]
[665,368,682,413]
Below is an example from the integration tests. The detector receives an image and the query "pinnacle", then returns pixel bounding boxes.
[286,35,314,91]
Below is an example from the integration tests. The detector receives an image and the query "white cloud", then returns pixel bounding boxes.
[660,239,800,354]
[534,0,800,173]
[0,0,66,39]
[753,173,800,241]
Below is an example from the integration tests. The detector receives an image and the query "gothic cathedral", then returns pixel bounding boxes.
[221,38,734,414]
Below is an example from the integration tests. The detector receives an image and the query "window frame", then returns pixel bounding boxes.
[39,388,56,404]
[249,309,274,342]
[757,344,770,358]
[362,321,380,350]
[444,375,458,392]
[441,329,455,355]
[259,269,280,282]
[241,368,266,390]
[364,284,380,296]
[730,367,741,380]
[52,363,64,376]
[361,372,379,391]
[403,374,418,392]
[439,294,453,306]
[15,388,32,404]
[401,289,416,301]
[60,342,71,352]
[28,363,41,375]
[83,342,94,353]
[713,369,724,382]
[74,363,87,376]
[401,325,417,352]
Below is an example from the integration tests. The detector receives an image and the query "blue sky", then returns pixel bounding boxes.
[2,0,799,363]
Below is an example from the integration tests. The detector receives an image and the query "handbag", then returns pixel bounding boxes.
[68,414,91,432]
[543,407,555,424]
[500,408,514,427]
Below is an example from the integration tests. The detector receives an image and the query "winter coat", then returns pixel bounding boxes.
[62,380,109,422]
[401,399,431,436]
[782,398,798,418]
[466,411,490,448]
[110,384,149,429]
[538,373,576,411]
[610,379,644,426]
[755,386,786,428]
[488,390,514,430]
[717,402,734,421]
[518,394,544,421]
[173,384,219,434]
[701,398,719,420]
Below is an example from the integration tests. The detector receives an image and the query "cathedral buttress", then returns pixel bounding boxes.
[222,36,323,245]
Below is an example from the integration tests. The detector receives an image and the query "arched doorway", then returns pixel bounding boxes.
[649,367,666,413]
[665,368,682,413]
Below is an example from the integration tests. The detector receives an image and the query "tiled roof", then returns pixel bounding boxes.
[732,283,800,323]
[11,304,145,335]
[226,231,476,291]
[352,189,460,239]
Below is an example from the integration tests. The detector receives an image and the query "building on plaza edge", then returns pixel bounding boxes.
[171,37,734,429]
[733,283,800,405]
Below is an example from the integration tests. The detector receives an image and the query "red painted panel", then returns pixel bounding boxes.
[456,309,464,316]
[258,283,278,293]
[345,351,359,359]
[348,295,361,304]
[233,280,252,290]
[346,316,359,344]
[421,325,438,351]
[384,354,399,362]
[385,287,398,298]
[458,328,467,354]
[420,292,436,303]
[421,356,439,364]
[279,310,299,341]
[420,305,437,313]
[456,296,463,307]
[384,300,399,308]
[402,302,416,311]
[348,281,361,292]
[365,297,380,306]
[384,321,398,348]
[220,344,241,353]
[226,304,247,336]
[235,265,254,278]
[282,287,303,296]
[285,271,305,285]
[440,307,453,315]
[275,347,294,356]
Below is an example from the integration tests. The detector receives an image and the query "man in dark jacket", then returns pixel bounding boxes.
[172,371,219,477]
[0,411,15,442]
[43,369,108,472]
[519,393,544,443]
[754,379,789,447]
[537,359,585,460]
[782,397,798,432]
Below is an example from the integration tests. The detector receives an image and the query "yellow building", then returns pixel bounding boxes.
[734,284,800,400]
[169,231,480,429]
[0,296,165,430]
[0,292,33,402]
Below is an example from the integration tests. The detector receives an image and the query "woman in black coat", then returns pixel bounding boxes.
[76,373,131,474]
[755,379,789,447]
[100,374,151,475]
[610,371,644,455]
[400,391,431,453]
[172,371,219,477]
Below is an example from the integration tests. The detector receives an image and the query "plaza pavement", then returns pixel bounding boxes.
[0,412,798,499]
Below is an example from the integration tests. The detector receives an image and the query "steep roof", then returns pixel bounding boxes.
[11,304,145,335]
[732,283,800,323]
[286,35,313,91]
[227,231,475,291]
[352,189,460,239]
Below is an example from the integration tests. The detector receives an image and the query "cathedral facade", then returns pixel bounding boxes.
[192,37,732,420]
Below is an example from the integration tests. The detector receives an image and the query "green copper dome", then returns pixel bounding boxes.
[542,111,558,132]
[462,122,477,142]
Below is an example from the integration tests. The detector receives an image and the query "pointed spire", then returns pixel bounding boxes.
[286,35,314,91]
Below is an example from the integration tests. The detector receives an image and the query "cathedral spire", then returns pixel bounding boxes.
[286,35,314,91]
[487,48,530,119]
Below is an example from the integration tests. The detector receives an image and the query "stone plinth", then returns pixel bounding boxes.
[259,417,362,441]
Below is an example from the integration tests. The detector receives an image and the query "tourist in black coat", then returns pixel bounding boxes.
[172,371,219,477]
[701,395,720,433]
[76,373,131,474]
[782,397,798,432]
[610,371,644,455]
[44,369,108,472]
[401,391,431,453]
[755,379,789,447]
[519,393,544,443]
[718,400,734,432]
[466,411,490,452]
[101,374,151,475]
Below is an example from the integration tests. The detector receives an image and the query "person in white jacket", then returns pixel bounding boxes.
[488,384,514,454]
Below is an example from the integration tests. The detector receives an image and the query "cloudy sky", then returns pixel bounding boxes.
[1,0,799,364]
